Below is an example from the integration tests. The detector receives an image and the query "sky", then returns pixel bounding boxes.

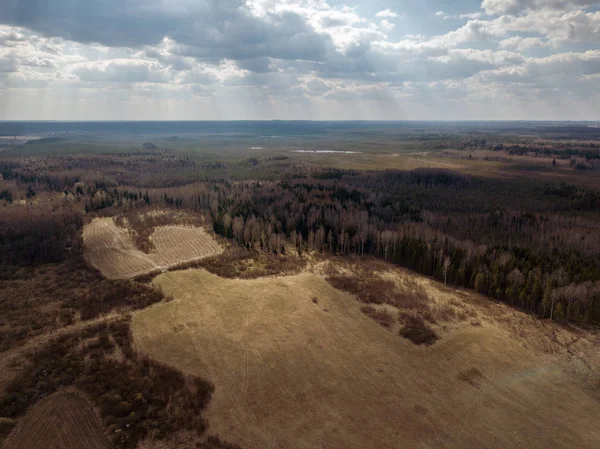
[0,0,600,120]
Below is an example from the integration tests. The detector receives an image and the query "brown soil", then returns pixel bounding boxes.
[83,218,222,279]
[3,392,112,449]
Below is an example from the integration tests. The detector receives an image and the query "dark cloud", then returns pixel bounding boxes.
[0,0,175,46]
[0,0,333,64]
[319,17,347,28]
[0,0,515,85]
[1,0,599,119]
[236,57,273,73]
[166,11,333,64]
[314,48,495,83]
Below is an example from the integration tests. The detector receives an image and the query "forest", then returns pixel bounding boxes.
[1,150,599,325]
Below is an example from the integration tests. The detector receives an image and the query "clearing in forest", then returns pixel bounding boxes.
[83,218,222,279]
[3,392,112,449]
[132,267,600,449]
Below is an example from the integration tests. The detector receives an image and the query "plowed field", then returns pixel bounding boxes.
[3,392,112,449]
[83,218,222,279]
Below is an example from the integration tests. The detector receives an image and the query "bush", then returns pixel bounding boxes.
[398,315,438,346]
[0,417,15,438]
[360,306,395,329]
[199,436,245,449]
[327,276,395,305]
[327,275,430,312]
[197,249,306,280]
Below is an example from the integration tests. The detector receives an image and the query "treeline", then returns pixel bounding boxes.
[387,233,600,324]
[0,151,291,193]
[0,203,84,270]
[3,153,599,324]
[118,170,600,324]
[496,143,600,160]
[421,209,600,257]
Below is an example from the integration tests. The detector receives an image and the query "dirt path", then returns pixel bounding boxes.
[0,312,121,390]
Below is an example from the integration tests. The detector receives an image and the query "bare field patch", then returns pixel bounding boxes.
[132,268,600,449]
[3,392,112,449]
[83,218,222,279]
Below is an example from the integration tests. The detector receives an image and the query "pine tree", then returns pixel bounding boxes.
[474,272,487,294]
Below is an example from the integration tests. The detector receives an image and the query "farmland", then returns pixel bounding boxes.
[132,264,600,449]
[83,218,222,279]
[3,392,112,449]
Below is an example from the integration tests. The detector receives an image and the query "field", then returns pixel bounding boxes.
[2,120,600,449]
[290,149,600,190]
[132,265,600,449]
[83,218,222,279]
[3,392,112,449]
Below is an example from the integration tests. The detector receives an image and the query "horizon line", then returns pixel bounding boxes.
[1,119,599,123]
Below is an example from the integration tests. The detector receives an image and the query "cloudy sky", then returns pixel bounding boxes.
[1,0,600,120]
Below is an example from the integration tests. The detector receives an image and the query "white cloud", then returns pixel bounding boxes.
[71,59,172,84]
[482,0,599,15]
[461,12,484,20]
[486,9,600,43]
[380,20,395,31]
[527,50,600,76]
[499,36,548,50]
[437,12,483,20]
[0,1,600,119]
[376,9,400,18]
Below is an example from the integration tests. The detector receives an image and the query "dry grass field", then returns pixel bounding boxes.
[132,266,600,449]
[291,150,600,190]
[83,218,222,279]
[3,392,112,449]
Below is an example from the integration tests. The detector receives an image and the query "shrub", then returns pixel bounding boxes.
[199,436,245,449]
[398,315,438,346]
[327,275,430,312]
[360,306,395,329]
[327,275,395,305]
[0,417,15,438]
[196,249,306,280]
